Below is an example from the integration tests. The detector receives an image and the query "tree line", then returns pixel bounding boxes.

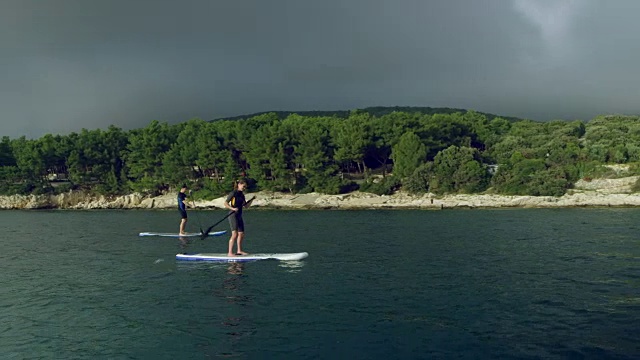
[1,110,640,198]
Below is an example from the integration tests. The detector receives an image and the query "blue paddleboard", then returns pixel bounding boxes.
[176,252,309,262]
[139,231,227,237]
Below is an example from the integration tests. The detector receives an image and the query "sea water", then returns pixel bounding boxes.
[0,208,638,359]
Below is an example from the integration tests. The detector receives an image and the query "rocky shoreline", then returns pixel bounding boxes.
[1,176,640,210]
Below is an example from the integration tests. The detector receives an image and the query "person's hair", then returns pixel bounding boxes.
[233,179,247,191]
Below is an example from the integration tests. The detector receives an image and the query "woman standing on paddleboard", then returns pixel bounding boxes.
[224,179,254,257]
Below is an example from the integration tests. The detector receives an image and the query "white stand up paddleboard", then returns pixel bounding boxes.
[176,252,309,262]
[139,231,227,237]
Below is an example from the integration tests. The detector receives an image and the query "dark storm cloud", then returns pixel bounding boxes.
[1,0,639,138]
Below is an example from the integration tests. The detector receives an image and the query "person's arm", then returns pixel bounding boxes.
[224,193,238,212]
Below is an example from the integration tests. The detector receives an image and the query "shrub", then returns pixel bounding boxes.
[360,176,401,195]
[53,182,75,194]
[429,146,490,194]
[312,176,347,195]
[0,182,35,195]
[491,161,570,196]
[404,163,433,194]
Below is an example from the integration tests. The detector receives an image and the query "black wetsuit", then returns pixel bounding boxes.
[226,190,246,231]
[178,192,188,219]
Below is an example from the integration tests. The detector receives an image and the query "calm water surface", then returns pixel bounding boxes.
[1,208,639,359]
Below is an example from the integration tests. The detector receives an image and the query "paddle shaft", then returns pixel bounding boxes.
[189,190,205,234]
[206,211,234,232]
[201,196,255,238]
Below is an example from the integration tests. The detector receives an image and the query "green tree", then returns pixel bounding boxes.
[404,162,434,194]
[196,122,226,182]
[0,136,15,166]
[332,113,370,174]
[295,121,340,193]
[369,112,424,163]
[430,146,489,194]
[12,137,45,182]
[391,132,427,179]
[490,152,570,196]
[64,127,128,193]
[125,120,176,193]
[161,119,207,185]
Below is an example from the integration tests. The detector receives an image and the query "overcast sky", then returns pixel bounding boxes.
[2,0,640,138]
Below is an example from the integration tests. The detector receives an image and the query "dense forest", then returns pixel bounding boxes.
[2,108,640,198]
[214,106,523,123]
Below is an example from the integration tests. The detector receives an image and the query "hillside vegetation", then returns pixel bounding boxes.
[2,108,640,198]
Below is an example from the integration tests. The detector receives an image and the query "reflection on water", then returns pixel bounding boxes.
[210,262,256,358]
[178,236,191,251]
[226,262,244,276]
[172,236,303,356]
[175,262,228,271]
[278,260,305,273]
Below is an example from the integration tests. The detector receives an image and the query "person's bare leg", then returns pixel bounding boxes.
[227,231,238,256]
[179,219,187,235]
[236,232,248,255]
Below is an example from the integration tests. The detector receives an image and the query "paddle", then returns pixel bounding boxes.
[200,196,255,239]
[200,211,234,239]
[189,190,205,235]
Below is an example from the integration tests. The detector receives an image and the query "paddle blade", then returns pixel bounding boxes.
[200,211,233,240]
[200,226,214,240]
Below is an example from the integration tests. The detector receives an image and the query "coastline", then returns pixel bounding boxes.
[1,175,640,210]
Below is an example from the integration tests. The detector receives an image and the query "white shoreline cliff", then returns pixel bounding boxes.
[1,176,639,210]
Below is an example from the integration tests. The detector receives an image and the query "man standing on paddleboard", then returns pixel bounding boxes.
[224,179,254,256]
[178,184,189,235]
